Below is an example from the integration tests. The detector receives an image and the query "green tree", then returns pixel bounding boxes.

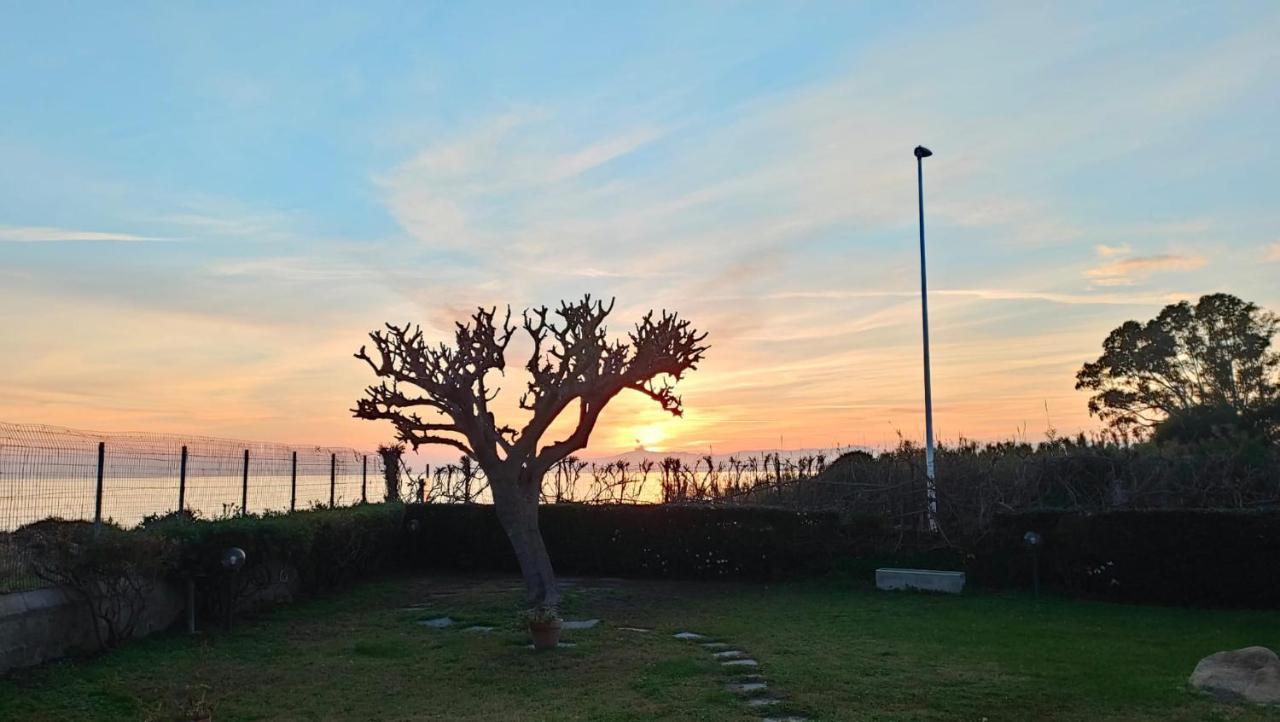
[1076,293,1279,438]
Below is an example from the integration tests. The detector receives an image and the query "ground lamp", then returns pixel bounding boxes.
[1023,531,1041,598]
[406,518,422,566]
[221,546,247,631]
[914,144,939,531]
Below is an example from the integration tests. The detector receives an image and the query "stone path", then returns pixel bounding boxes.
[561,618,600,630]
[673,631,809,721]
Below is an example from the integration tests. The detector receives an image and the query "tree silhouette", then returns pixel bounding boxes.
[1076,293,1278,438]
[354,296,707,608]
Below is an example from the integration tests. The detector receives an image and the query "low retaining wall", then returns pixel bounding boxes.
[0,583,184,674]
[1,565,298,675]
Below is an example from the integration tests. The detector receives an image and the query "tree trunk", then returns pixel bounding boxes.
[490,472,560,609]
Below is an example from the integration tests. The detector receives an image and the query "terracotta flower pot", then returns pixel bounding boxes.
[529,619,563,650]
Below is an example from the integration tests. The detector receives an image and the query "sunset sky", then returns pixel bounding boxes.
[2,3,1278,460]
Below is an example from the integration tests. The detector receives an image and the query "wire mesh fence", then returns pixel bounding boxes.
[0,422,387,592]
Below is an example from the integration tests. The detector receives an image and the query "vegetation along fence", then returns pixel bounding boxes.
[0,422,389,592]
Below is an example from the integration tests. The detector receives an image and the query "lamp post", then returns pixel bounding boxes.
[914,145,938,532]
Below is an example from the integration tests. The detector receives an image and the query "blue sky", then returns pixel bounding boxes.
[1,2,1278,454]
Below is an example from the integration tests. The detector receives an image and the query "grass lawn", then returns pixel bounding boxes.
[1,574,1277,721]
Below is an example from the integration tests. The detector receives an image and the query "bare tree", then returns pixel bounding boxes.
[354,296,707,609]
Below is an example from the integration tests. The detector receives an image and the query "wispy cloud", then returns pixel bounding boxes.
[1086,253,1207,286]
[0,225,166,243]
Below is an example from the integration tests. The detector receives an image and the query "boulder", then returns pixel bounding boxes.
[1189,646,1280,705]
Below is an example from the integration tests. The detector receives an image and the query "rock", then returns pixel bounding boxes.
[746,697,781,707]
[701,642,731,649]
[726,681,768,694]
[673,631,705,640]
[618,626,651,633]
[1189,646,1280,705]
[722,658,759,667]
[713,650,747,659]
[418,617,454,628]
[463,625,495,633]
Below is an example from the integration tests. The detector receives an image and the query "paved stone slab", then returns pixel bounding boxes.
[418,617,454,628]
[464,625,495,633]
[673,632,705,640]
[562,619,600,630]
[722,659,759,667]
[726,682,768,694]
[713,650,748,659]
[701,642,731,649]
[746,697,782,707]
[618,626,652,633]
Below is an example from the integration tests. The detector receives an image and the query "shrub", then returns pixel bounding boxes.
[142,503,406,620]
[970,510,1280,608]
[402,503,887,580]
[18,519,176,648]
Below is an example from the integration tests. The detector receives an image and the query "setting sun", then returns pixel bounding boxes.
[631,424,669,451]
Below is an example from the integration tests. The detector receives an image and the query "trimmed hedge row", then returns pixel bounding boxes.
[138,504,405,619]
[403,503,888,580]
[971,510,1280,608]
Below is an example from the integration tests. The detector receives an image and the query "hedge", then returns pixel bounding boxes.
[403,503,888,580]
[970,510,1280,608]
[137,504,405,619]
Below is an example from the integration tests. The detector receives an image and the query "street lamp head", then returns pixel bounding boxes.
[914,145,933,159]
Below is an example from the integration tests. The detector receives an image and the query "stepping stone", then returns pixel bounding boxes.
[726,681,768,694]
[701,642,731,649]
[464,625,495,633]
[562,619,600,630]
[722,659,759,667]
[713,650,748,660]
[761,718,808,722]
[746,697,782,707]
[739,674,765,681]
[525,642,577,649]
[618,626,652,633]
[418,617,454,628]
[673,632,705,640]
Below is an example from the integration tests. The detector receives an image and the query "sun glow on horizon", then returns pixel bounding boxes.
[630,424,670,452]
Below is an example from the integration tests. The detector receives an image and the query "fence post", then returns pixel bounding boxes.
[290,451,297,512]
[178,445,188,515]
[361,455,368,504]
[329,453,336,508]
[241,449,249,516]
[93,441,105,535]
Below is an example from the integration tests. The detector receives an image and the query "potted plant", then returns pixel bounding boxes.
[522,606,563,650]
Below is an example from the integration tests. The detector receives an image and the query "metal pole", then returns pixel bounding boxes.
[241,449,249,516]
[329,453,336,508]
[178,445,188,515]
[93,441,105,534]
[915,146,939,532]
[361,455,368,504]
[290,451,298,512]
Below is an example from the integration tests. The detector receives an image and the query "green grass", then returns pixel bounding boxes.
[1,574,1277,721]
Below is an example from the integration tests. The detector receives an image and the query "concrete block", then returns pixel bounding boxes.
[875,568,965,594]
